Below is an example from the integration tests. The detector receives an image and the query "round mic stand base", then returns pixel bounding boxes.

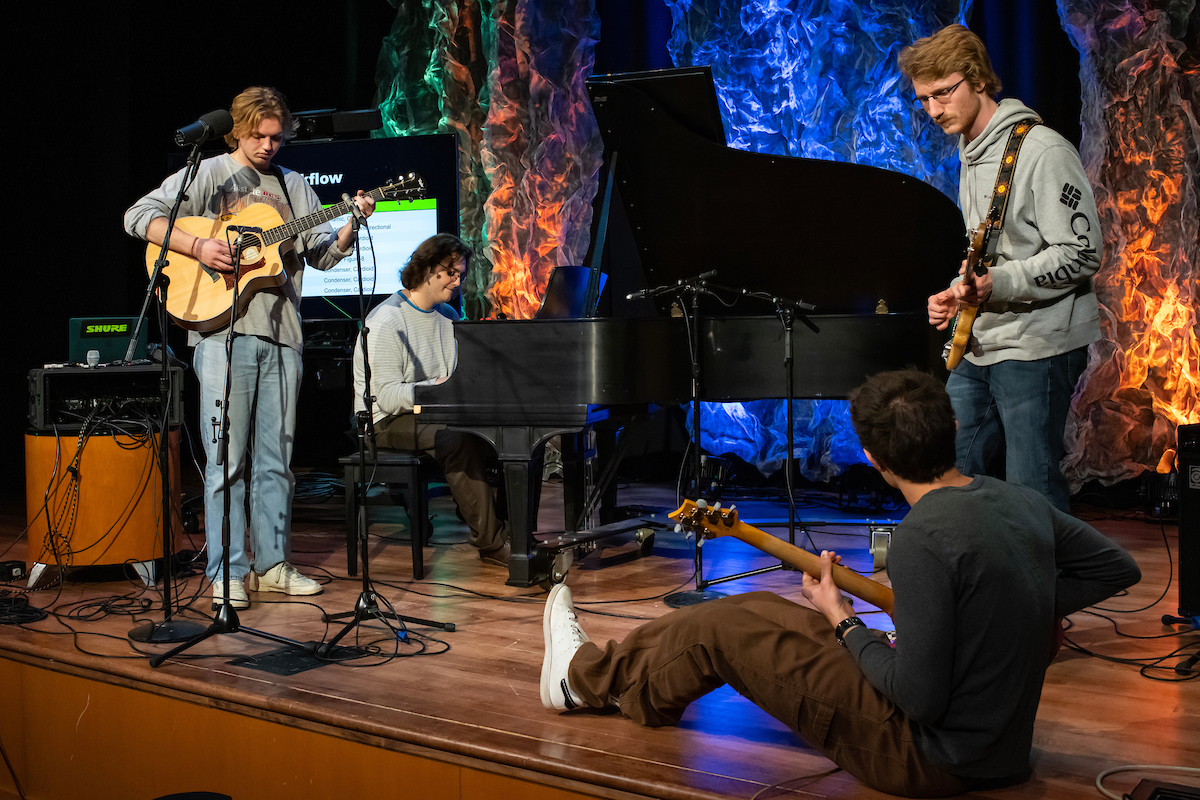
[664,588,726,608]
[129,616,208,644]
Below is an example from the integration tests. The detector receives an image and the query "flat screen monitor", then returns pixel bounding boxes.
[276,133,459,318]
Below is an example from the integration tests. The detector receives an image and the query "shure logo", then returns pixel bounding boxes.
[304,172,345,186]
[86,324,129,334]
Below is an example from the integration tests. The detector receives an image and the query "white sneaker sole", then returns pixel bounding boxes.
[247,573,323,596]
[540,583,569,709]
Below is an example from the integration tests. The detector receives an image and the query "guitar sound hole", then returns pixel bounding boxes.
[238,234,264,264]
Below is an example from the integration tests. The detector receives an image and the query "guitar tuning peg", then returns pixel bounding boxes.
[712,502,722,511]
[695,499,708,509]
[673,524,683,534]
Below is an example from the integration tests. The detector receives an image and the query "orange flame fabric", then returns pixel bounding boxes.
[1060,2,1199,489]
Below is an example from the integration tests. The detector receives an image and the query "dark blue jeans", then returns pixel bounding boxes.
[946,348,1087,512]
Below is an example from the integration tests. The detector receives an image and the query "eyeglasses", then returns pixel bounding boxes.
[435,261,464,283]
[914,78,965,108]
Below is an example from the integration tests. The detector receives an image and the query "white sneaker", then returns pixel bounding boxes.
[247,562,323,596]
[541,583,589,710]
[212,577,249,609]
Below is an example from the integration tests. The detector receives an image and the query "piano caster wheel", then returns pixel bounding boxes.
[537,550,573,591]
[635,529,655,555]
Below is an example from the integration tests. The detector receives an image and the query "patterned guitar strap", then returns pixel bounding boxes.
[976,117,1042,275]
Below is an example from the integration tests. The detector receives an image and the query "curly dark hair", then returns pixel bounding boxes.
[848,369,958,484]
[400,234,473,290]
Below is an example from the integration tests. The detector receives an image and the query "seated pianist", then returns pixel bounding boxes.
[351,233,510,567]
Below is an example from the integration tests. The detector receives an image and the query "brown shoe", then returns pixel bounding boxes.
[479,541,510,567]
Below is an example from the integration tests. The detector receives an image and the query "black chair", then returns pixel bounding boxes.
[340,449,437,580]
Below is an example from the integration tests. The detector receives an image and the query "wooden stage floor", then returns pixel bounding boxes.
[1,475,1197,800]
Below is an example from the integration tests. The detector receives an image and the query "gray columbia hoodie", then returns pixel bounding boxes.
[955,98,1102,365]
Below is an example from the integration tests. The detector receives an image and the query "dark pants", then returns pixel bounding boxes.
[375,413,506,553]
[569,592,974,797]
[946,347,1088,513]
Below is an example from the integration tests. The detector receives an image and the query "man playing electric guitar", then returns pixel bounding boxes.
[124,86,375,609]
[908,26,1101,512]
[540,369,1139,796]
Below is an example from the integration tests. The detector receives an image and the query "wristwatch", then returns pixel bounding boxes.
[834,616,865,647]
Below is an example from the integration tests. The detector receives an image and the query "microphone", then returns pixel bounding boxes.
[174,109,234,147]
[342,193,367,224]
[627,270,719,300]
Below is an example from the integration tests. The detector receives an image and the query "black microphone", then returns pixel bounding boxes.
[174,109,234,147]
[342,193,367,224]
[626,288,653,300]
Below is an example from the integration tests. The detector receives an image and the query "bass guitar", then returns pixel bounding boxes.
[146,173,426,331]
[669,499,894,618]
[941,221,995,371]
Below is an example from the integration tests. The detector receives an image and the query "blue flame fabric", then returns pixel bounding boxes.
[666,0,969,480]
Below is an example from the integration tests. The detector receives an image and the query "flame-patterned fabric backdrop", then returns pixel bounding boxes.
[374,0,604,321]
[1058,0,1199,490]
[374,0,1198,488]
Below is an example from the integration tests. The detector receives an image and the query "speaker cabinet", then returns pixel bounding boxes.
[1178,423,1199,617]
[25,430,180,568]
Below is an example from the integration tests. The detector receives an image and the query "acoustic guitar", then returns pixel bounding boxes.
[941,221,995,371]
[145,173,425,331]
[669,499,894,618]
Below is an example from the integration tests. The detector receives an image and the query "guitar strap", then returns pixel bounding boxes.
[978,117,1041,271]
[268,165,308,260]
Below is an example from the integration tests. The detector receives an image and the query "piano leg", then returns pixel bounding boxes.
[463,425,583,588]
[501,457,542,587]
[561,432,586,533]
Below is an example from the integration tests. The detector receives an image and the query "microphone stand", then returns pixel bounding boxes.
[151,227,306,666]
[128,140,207,644]
[320,206,452,657]
[629,270,725,608]
[687,288,822,592]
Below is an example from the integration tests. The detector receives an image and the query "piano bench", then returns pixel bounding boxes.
[340,449,437,580]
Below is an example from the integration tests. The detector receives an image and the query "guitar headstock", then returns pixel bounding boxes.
[381,172,427,202]
[668,499,740,540]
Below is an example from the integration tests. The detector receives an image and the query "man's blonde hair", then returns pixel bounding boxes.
[224,86,296,149]
[898,24,1002,96]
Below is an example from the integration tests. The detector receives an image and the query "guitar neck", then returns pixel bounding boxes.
[262,186,389,247]
[726,520,895,617]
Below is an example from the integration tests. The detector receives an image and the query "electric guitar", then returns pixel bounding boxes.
[942,221,995,370]
[669,499,894,618]
[145,173,426,332]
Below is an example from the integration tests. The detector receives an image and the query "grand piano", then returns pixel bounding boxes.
[414,67,965,587]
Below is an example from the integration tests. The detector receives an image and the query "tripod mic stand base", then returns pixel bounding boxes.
[665,589,726,608]
[128,617,208,644]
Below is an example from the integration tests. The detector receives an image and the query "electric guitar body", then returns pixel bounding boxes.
[942,222,993,371]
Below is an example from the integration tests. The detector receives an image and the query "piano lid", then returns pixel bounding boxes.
[587,67,966,316]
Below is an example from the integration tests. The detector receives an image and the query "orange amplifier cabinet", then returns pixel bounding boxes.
[25,429,181,568]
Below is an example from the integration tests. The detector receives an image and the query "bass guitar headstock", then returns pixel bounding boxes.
[668,499,740,540]
[381,172,427,202]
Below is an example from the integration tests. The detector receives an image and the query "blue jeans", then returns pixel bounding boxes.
[193,335,303,580]
[946,348,1087,512]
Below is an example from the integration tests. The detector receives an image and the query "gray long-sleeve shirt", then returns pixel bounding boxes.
[846,476,1139,779]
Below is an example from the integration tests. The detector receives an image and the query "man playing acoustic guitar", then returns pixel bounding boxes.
[124,86,375,608]
[540,369,1139,796]
[908,25,1101,513]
